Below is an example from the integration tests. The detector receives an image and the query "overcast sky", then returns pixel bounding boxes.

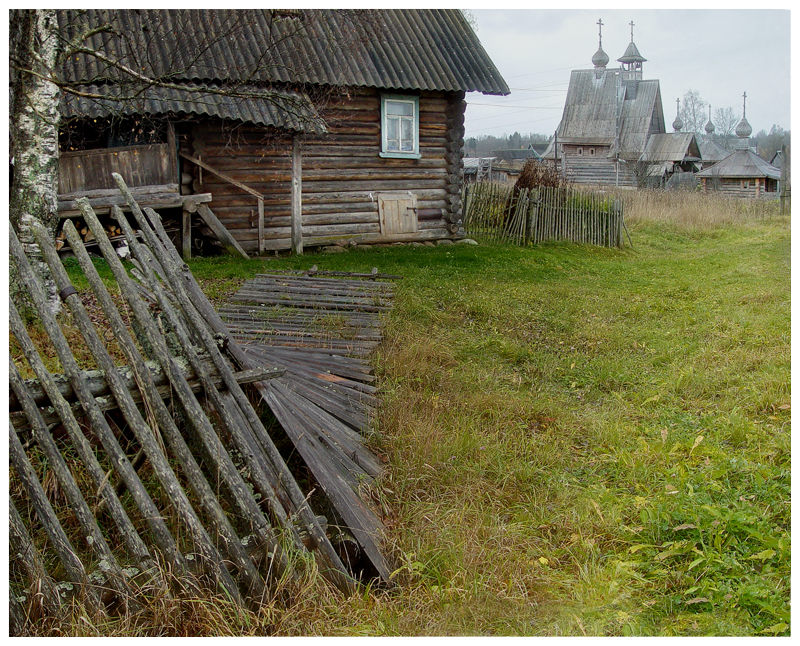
[463,8,791,139]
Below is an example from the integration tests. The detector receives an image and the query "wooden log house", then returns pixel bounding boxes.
[56,9,509,255]
[696,93,781,199]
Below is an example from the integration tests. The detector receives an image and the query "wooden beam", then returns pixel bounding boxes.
[179,151,263,200]
[258,197,265,255]
[181,209,192,260]
[11,361,285,429]
[166,120,179,185]
[196,204,250,259]
[291,136,303,255]
[181,192,214,213]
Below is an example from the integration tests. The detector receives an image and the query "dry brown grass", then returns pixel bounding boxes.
[621,189,784,229]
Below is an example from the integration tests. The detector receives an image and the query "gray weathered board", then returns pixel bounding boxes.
[9,174,394,633]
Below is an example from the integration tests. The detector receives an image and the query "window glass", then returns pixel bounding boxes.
[385,119,399,151]
[386,100,414,116]
[400,119,414,150]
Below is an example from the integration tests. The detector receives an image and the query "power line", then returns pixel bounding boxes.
[465,113,560,134]
[468,102,563,110]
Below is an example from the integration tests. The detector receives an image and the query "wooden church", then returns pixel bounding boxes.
[543,20,666,187]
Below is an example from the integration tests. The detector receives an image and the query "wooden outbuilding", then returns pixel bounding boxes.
[638,132,701,188]
[696,148,781,198]
[56,10,509,255]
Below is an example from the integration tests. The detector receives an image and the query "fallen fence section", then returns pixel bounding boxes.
[9,173,393,633]
[463,181,624,248]
[219,271,396,585]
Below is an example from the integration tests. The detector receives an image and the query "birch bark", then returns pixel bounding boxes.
[10,9,62,313]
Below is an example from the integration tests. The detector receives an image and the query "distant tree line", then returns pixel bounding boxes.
[466,131,551,157]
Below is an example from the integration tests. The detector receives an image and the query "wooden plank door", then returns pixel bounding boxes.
[378,192,418,235]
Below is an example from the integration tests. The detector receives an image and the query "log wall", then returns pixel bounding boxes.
[700,177,779,199]
[186,88,467,252]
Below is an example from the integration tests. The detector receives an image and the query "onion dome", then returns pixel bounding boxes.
[672,98,683,132]
[735,117,752,138]
[592,46,610,68]
[704,105,715,135]
[735,91,752,138]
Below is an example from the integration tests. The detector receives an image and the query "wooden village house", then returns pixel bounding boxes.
[56,9,509,256]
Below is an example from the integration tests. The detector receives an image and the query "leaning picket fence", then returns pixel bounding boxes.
[462,181,625,248]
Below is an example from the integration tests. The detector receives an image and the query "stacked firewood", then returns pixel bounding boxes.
[56,219,128,254]
[55,220,120,247]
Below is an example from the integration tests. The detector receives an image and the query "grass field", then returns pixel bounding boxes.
[25,197,790,635]
[180,205,790,636]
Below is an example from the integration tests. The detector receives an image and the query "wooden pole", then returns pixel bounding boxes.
[33,219,249,605]
[10,361,135,607]
[9,499,62,619]
[181,208,192,260]
[109,174,354,591]
[258,197,265,254]
[292,135,303,255]
[9,428,102,611]
[780,143,787,215]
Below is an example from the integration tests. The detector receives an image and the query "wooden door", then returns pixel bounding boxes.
[378,192,418,235]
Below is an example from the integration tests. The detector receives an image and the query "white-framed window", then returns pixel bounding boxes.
[577,147,583,155]
[380,95,420,159]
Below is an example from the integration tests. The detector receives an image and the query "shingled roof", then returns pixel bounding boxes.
[554,69,664,158]
[697,138,732,164]
[58,9,509,96]
[639,132,700,163]
[696,149,781,180]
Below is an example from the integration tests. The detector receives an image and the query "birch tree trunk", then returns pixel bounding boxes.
[10,9,62,313]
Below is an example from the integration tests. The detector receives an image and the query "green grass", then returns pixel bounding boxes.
[53,213,790,635]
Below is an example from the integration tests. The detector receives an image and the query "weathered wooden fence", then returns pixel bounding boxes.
[463,182,625,248]
[9,173,396,632]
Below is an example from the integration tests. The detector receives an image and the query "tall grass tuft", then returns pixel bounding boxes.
[622,189,784,229]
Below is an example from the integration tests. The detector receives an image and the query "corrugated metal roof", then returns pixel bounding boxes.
[57,9,509,95]
[555,69,663,157]
[639,133,700,163]
[696,149,781,179]
[61,83,325,132]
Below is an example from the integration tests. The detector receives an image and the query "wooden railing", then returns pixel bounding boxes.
[463,181,626,248]
[179,152,266,255]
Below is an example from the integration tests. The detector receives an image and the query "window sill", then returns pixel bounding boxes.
[379,151,422,160]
